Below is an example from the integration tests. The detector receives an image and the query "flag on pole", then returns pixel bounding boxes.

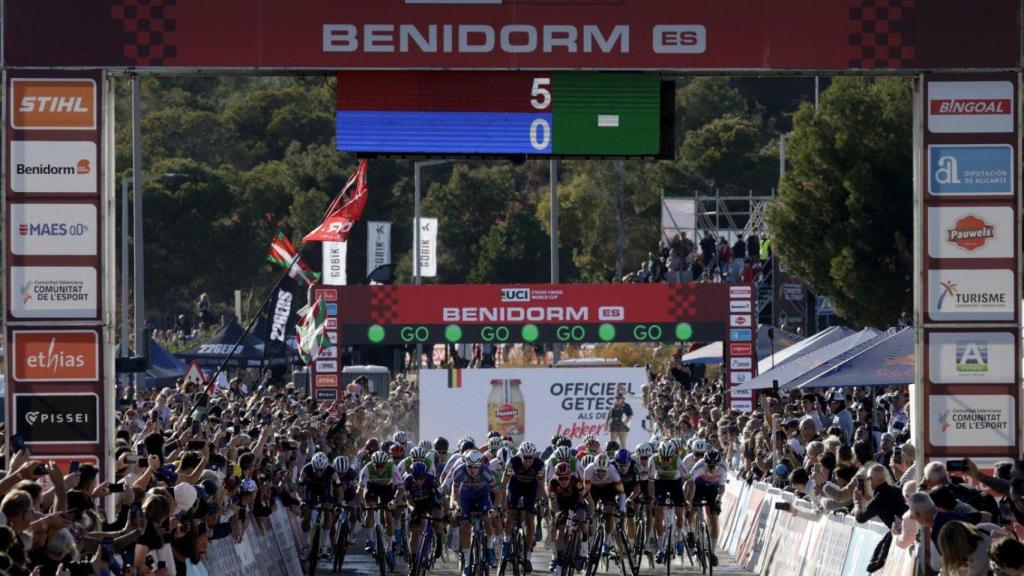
[295,295,332,364]
[303,160,369,243]
[267,232,320,286]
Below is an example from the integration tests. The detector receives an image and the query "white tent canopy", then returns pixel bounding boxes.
[678,341,723,364]
[732,328,881,392]
[757,325,855,374]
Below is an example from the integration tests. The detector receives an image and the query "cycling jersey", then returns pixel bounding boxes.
[396,456,436,478]
[615,461,641,496]
[333,468,359,502]
[452,465,496,521]
[649,454,687,481]
[505,455,544,514]
[680,453,702,476]
[690,460,729,486]
[359,461,401,487]
[547,477,588,515]
[300,464,336,503]
[489,457,507,491]
[544,455,579,483]
[403,473,443,507]
[583,464,622,486]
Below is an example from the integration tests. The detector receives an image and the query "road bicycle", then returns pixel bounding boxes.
[498,503,529,576]
[331,504,359,573]
[690,501,715,576]
[585,505,629,576]
[365,505,391,576]
[466,512,492,576]
[629,497,655,575]
[655,501,688,576]
[408,510,448,576]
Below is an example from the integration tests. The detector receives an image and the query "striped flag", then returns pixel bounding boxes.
[295,295,331,364]
[448,368,462,389]
[267,231,320,286]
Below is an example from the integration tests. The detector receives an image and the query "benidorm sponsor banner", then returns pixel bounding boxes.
[927,269,1014,321]
[927,331,1015,384]
[927,206,1014,259]
[929,394,1015,447]
[9,140,97,193]
[9,266,98,319]
[419,368,649,447]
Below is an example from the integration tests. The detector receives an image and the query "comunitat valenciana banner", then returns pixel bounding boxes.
[419,368,650,447]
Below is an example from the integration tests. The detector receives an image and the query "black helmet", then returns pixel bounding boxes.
[705,449,722,466]
[459,439,476,452]
[434,436,450,451]
[557,437,573,448]
[551,434,563,447]
[605,440,621,453]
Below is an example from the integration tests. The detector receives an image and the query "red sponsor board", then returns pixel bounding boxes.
[730,343,753,356]
[3,0,1018,71]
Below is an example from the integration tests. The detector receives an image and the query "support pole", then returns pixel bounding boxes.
[550,160,560,365]
[131,75,145,390]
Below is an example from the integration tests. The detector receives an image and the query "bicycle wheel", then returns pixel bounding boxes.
[585,523,602,576]
[614,526,630,576]
[308,524,322,576]
[420,527,436,576]
[564,528,582,576]
[631,516,645,575]
[663,524,672,576]
[376,525,388,576]
[333,517,349,573]
[699,521,713,576]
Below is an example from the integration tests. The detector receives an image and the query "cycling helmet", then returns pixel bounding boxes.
[557,437,573,448]
[418,440,434,452]
[371,450,390,465]
[381,440,395,452]
[364,437,380,452]
[594,454,610,471]
[434,437,450,452]
[658,442,675,459]
[389,444,405,458]
[580,455,596,469]
[465,450,484,468]
[501,437,514,450]
[519,441,538,457]
[551,434,563,447]
[554,446,573,462]
[690,438,708,453]
[487,430,501,439]
[410,461,428,478]
[614,449,632,467]
[650,434,663,445]
[333,456,349,473]
[311,452,330,471]
[409,447,426,461]
[459,438,476,452]
[554,462,572,478]
[584,435,599,447]
[634,442,653,458]
[494,448,512,467]
[605,440,621,454]
[488,436,502,451]
[393,431,408,445]
[705,450,722,466]
[672,438,684,451]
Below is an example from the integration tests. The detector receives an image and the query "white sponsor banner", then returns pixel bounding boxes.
[322,241,347,286]
[419,368,650,447]
[927,206,1014,259]
[418,217,438,277]
[9,203,97,256]
[929,394,1015,447]
[927,269,1015,321]
[660,197,696,242]
[927,81,1015,134]
[10,140,97,193]
[9,266,98,318]
[928,331,1015,384]
[366,221,392,274]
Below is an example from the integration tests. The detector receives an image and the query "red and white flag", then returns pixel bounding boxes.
[303,160,368,243]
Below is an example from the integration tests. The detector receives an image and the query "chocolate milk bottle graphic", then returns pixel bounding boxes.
[488,379,525,443]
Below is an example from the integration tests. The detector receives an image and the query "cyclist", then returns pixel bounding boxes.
[360,449,403,566]
[441,437,477,484]
[613,448,643,544]
[688,449,728,568]
[490,447,511,556]
[433,437,451,476]
[300,452,337,558]
[650,440,687,563]
[485,435,504,460]
[583,453,626,556]
[394,430,414,455]
[389,442,407,465]
[545,446,578,483]
[541,435,562,460]
[332,455,360,546]
[681,438,707,549]
[577,435,602,459]
[450,450,499,576]
[355,437,380,471]
[547,462,590,575]
[604,440,621,458]
[398,446,436,478]
[404,461,446,566]
[503,441,545,572]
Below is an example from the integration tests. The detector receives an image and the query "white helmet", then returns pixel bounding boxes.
[371,450,390,465]
[409,447,426,460]
[554,447,573,462]
[519,441,538,456]
[465,450,484,468]
[488,436,502,451]
[580,455,596,468]
[333,456,349,473]
[593,454,610,471]
[690,438,708,453]
[658,442,675,458]
[418,440,434,452]
[494,448,512,467]
[634,442,654,457]
[393,431,408,444]
[311,452,330,471]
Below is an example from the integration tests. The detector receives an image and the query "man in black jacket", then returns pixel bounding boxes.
[853,463,908,528]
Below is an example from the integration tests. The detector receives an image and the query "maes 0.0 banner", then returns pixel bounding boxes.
[419,368,650,447]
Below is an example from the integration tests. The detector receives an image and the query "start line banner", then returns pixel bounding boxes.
[419,368,650,447]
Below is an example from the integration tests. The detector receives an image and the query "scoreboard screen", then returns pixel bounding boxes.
[336,72,674,158]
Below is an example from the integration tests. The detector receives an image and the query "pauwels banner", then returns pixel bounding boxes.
[418,217,437,278]
[366,221,391,276]
[322,242,347,286]
[419,368,650,447]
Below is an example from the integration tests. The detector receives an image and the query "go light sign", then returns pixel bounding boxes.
[336,72,672,157]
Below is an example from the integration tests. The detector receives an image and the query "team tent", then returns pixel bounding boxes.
[757,325,855,374]
[795,327,914,389]
[177,320,292,368]
[116,337,189,389]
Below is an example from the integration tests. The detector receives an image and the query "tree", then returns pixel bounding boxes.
[766,77,913,328]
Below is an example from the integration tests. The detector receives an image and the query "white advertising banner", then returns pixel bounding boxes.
[927,206,1015,259]
[9,266,98,318]
[927,81,1014,134]
[927,269,1015,321]
[419,368,650,446]
[660,197,696,242]
[366,221,392,275]
[929,394,1015,447]
[927,331,1015,384]
[418,217,437,277]
[321,241,347,286]
[9,203,97,256]
[10,140,97,193]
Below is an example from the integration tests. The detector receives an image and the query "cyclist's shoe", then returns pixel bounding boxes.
[548,558,558,572]
[710,553,719,567]
[486,547,498,567]
[365,539,375,554]
[463,567,473,576]
[502,540,512,558]
[676,539,685,557]
[525,558,533,573]
[655,550,665,564]
[386,550,396,570]
[686,532,696,550]
[602,544,612,557]
[574,555,585,570]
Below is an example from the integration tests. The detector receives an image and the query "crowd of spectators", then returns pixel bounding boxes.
[0,371,417,576]
[644,352,1024,574]
[623,230,769,284]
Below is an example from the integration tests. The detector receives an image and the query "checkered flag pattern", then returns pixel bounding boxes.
[369,286,400,324]
[110,0,178,66]
[668,286,698,319]
[848,0,916,69]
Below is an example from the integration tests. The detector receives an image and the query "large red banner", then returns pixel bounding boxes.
[3,0,1018,71]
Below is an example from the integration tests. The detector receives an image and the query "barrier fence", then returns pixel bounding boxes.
[198,508,306,576]
[719,475,917,576]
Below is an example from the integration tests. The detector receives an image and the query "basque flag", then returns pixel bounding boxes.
[304,160,369,243]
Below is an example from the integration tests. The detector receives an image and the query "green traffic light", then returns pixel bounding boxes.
[598,323,616,342]
[521,324,539,342]
[445,324,463,343]
[368,324,386,343]
[675,322,693,341]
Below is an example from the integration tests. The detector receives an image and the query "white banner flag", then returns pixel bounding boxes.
[366,221,392,275]
[322,241,347,285]
[417,217,437,277]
